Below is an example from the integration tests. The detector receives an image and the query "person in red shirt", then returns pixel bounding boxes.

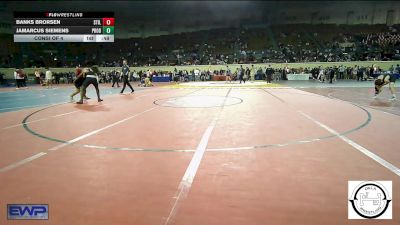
[70,66,89,102]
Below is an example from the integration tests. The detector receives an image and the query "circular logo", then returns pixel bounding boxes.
[349,181,391,219]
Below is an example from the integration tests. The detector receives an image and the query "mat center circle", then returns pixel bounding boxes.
[154,95,242,108]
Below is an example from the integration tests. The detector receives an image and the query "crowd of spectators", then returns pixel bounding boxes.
[0,24,399,69]
[2,62,398,88]
[95,63,400,83]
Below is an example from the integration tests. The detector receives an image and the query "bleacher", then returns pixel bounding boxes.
[0,24,399,68]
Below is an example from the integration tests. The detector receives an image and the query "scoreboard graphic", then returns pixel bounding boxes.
[13,12,114,42]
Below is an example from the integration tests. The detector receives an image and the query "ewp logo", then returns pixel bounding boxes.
[7,204,49,220]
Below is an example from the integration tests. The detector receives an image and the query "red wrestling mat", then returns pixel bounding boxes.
[0,87,399,225]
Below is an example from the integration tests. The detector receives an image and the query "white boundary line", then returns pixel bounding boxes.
[0,106,159,173]
[48,106,158,151]
[181,117,218,185]
[0,152,47,173]
[2,108,88,130]
[0,88,183,173]
[163,89,231,225]
[164,115,218,225]
[46,90,188,152]
[1,94,151,130]
[1,111,82,130]
[2,118,49,130]
[268,88,400,177]
[0,87,153,114]
[52,110,81,118]
[299,110,400,176]
[0,103,65,112]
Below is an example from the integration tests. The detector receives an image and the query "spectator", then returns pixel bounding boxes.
[45,67,53,89]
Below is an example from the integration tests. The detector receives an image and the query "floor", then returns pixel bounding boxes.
[0,80,399,225]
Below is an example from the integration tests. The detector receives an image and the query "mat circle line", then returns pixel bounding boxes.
[21,90,371,152]
[153,95,243,108]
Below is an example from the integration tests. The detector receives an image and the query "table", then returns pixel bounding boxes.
[152,76,170,82]
[212,75,227,81]
[287,73,311,80]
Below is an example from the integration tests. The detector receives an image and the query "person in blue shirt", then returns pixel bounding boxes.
[120,59,134,94]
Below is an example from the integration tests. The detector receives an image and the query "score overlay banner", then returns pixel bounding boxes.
[13,12,114,42]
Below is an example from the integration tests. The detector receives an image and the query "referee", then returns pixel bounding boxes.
[120,59,134,94]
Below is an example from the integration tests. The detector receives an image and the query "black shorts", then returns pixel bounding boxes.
[74,76,85,88]
[389,74,396,83]
[82,77,98,89]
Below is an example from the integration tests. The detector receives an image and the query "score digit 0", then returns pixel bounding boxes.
[103,26,114,34]
[102,18,114,26]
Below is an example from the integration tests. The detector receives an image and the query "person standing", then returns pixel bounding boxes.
[111,69,120,87]
[238,66,244,84]
[266,65,274,84]
[226,66,232,82]
[338,65,344,80]
[395,64,400,74]
[132,70,139,82]
[54,72,60,85]
[45,67,53,89]
[317,67,325,83]
[20,69,27,88]
[76,66,103,104]
[356,66,363,81]
[282,66,289,80]
[329,67,335,84]
[120,59,134,94]
[35,69,41,84]
[0,72,8,86]
[14,68,25,89]
[194,68,200,81]
[250,65,255,81]
[369,65,375,79]
[244,67,250,83]
[14,69,19,89]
